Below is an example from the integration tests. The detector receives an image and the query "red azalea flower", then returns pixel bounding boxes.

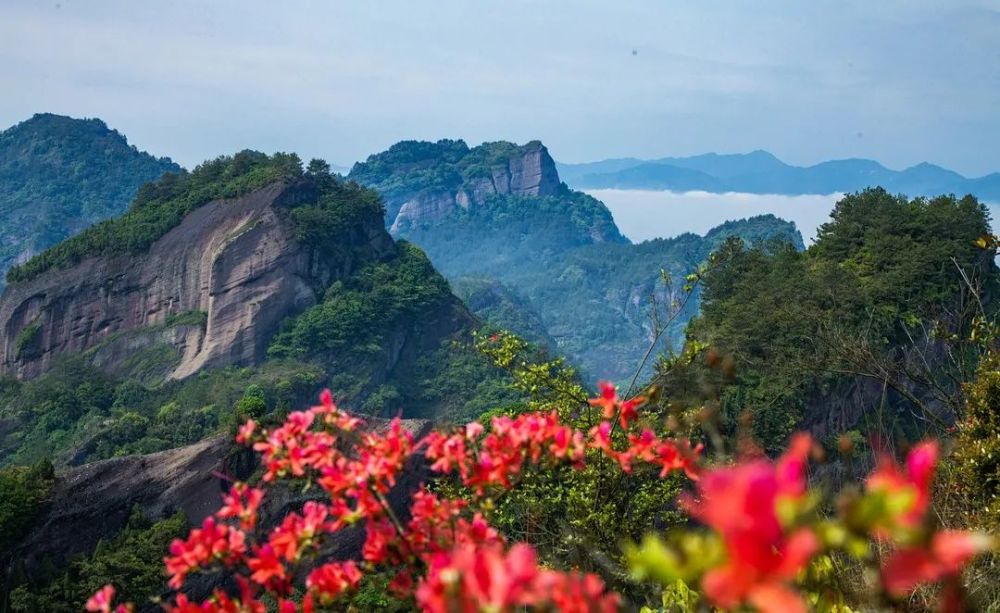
[85,585,115,613]
[416,542,618,612]
[685,433,817,613]
[866,440,938,530]
[881,530,992,597]
[247,544,287,588]
[217,483,265,531]
[165,517,247,589]
[588,381,619,419]
[306,560,363,602]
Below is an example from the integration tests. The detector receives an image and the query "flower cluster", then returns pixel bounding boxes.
[863,441,992,601]
[89,382,991,613]
[101,387,641,612]
[85,585,131,613]
[684,433,818,613]
[425,381,701,493]
[629,436,993,612]
[416,543,619,613]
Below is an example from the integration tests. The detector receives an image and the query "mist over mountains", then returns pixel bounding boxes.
[558,150,1000,201]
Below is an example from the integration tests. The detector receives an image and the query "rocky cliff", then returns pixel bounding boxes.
[391,141,561,233]
[0,179,394,381]
[349,139,563,233]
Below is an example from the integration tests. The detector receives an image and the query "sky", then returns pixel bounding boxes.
[1,0,998,175]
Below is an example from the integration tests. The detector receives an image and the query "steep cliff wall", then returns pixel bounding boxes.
[349,139,563,233]
[0,179,395,380]
[389,141,561,232]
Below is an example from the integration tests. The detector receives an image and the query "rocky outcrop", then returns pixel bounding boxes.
[387,141,562,233]
[10,416,432,573]
[0,180,395,380]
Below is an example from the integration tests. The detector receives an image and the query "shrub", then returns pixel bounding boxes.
[0,459,53,552]
[90,385,992,612]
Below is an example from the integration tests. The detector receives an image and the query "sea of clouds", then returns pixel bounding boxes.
[588,189,1000,246]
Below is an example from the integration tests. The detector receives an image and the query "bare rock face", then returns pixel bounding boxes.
[0,180,395,380]
[501,141,561,197]
[389,141,561,233]
[390,191,459,234]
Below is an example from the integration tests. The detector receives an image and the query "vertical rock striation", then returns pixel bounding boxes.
[352,140,562,233]
[0,179,395,380]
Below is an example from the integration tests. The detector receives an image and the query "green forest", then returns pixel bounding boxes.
[0,114,178,288]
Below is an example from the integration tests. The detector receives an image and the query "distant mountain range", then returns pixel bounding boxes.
[557,151,1000,201]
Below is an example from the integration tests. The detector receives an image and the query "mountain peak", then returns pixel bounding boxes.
[350,138,564,231]
[559,151,997,200]
[5,113,114,144]
[0,114,180,289]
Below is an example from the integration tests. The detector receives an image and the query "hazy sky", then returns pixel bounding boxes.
[2,1,998,175]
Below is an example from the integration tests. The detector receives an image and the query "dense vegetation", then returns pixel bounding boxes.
[397,190,627,271]
[408,212,802,382]
[7,149,304,283]
[347,139,469,215]
[9,508,187,612]
[670,188,997,452]
[0,459,53,551]
[450,278,556,349]
[0,114,178,287]
[0,354,327,467]
[269,241,520,421]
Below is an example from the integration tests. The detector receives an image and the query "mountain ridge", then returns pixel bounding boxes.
[0,114,179,283]
[558,151,1000,201]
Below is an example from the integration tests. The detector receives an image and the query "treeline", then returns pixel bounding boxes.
[663,187,997,452]
[7,150,303,283]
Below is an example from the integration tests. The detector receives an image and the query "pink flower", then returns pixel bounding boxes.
[415,543,617,612]
[866,440,938,530]
[881,531,992,597]
[306,560,363,602]
[85,585,115,613]
[685,433,817,613]
[217,483,265,531]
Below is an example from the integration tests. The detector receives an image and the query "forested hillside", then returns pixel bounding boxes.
[0,152,517,470]
[0,114,179,287]
[659,188,998,452]
[353,140,804,381]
